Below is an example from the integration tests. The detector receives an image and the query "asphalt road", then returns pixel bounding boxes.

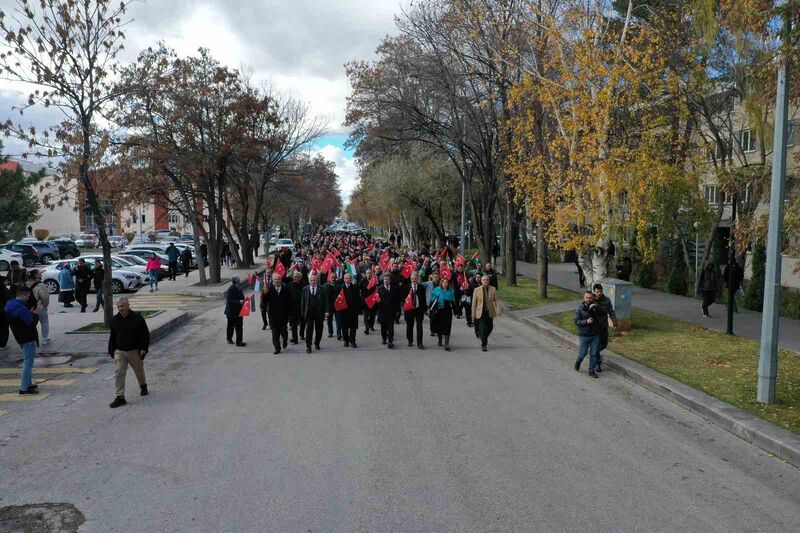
[1,304,799,532]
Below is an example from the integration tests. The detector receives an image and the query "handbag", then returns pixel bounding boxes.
[428,297,439,319]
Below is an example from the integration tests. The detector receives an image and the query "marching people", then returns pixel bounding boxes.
[329,270,345,340]
[28,270,50,346]
[74,258,92,313]
[471,274,499,352]
[146,253,161,292]
[92,259,105,313]
[288,270,306,344]
[699,261,719,318]
[8,260,27,295]
[58,263,75,308]
[430,277,458,351]
[404,272,427,349]
[259,270,271,331]
[341,272,362,348]
[482,262,499,290]
[224,276,247,347]
[181,246,193,278]
[377,274,398,348]
[4,286,39,395]
[301,274,328,353]
[592,283,617,373]
[422,271,440,338]
[574,290,601,378]
[166,242,180,281]
[360,269,378,335]
[264,273,290,355]
[108,297,151,408]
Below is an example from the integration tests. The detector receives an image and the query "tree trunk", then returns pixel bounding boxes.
[504,196,518,286]
[537,220,548,299]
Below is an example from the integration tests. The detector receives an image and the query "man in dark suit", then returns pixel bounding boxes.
[224,277,247,347]
[341,272,362,348]
[288,271,306,344]
[404,271,427,349]
[377,274,399,348]
[301,274,329,353]
[263,273,290,354]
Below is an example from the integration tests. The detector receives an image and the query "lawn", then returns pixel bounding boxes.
[71,310,164,333]
[501,276,577,310]
[543,308,800,435]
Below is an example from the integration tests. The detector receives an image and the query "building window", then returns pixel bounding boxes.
[739,129,756,153]
[704,185,720,205]
[169,212,180,225]
[141,214,146,224]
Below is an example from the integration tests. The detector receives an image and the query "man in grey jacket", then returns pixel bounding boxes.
[592,283,617,373]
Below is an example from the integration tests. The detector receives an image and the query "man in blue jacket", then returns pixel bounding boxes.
[166,243,180,281]
[4,286,39,394]
[574,290,601,378]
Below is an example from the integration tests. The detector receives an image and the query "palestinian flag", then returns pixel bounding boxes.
[345,260,358,278]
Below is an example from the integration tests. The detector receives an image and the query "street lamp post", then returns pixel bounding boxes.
[693,221,700,292]
[726,195,737,336]
[460,182,466,255]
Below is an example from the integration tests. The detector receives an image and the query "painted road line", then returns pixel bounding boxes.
[0,379,77,387]
[0,367,98,375]
[0,393,51,401]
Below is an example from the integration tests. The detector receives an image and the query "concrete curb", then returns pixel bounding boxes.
[180,266,267,299]
[504,307,800,469]
[150,311,190,343]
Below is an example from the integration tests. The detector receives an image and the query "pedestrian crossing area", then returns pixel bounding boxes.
[126,293,206,311]
[0,367,97,408]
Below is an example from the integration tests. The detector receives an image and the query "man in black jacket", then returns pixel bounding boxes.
[341,273,362,348]
[74,258,92,313]
[301,274,328,353]
[288,271,306,344]
[404,272,427,349]
[377,274,399,348]
[107,297,151,408]
[92,259,104,313]
[573,291,601,378]
[264,273,291,354]
[224,277,247,347]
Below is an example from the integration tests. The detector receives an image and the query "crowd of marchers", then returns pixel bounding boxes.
[224,232,502,356]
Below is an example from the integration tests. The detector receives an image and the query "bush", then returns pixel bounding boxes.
[124,232,135,243]
[33,228,49,241]
[744,243,766,312]
[780,288,800,320]
[667,240,688,295]
[637,262,656,289]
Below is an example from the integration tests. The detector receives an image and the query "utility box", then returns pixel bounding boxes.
[601,278,634,331]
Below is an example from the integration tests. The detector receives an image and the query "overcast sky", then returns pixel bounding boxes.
[0,0,406,201]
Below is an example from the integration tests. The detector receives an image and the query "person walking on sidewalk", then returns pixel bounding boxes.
[471,274,499,352]
[166,243,180,281]
[146,253,161,292]
[180,247,192,278]
[108,297,150,408]
[592,283,617,373]
[4,286,40,394]
[74,258,92,313]
[699,261,719,318]
[574,291,601,378]
[301,274,329,353]
[92,259,104,312]
[377,274,399,348]
[58,263,75,308]
[224,277,247,347]
[404,272,427,349]
[29,270,50,346]
[264,273,290,355]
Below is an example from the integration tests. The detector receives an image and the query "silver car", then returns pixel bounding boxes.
[39,259,142,295]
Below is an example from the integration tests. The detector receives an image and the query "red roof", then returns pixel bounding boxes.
[0,160,20,172]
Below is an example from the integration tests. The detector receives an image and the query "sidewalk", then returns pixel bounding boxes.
[517,261,800,353]
[0,260,266,364]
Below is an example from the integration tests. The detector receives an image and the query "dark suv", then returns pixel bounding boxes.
[52,240,81,260]
[1,243,39,267]
[27,241,60,263]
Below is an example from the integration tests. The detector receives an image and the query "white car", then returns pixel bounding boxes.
[108,236,126,249]
[269,238,295,254]
[40,259,142,294]
[75,233,99,248]
[0,248,23,271]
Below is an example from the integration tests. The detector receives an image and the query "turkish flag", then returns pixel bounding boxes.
[440,264,452,281]
[367,275,378,290]
[364,290,380,309]
[401,260,415,279]
[403,291,414,312]
[334,288,348,312]
[274,260,287,279]
[457,272,468,290]
[247,273,254,287]
[332,247,341,258]
[455,254,466,269]
[311,257,323,272]
[321,254,336,273]
[238,297,251,318]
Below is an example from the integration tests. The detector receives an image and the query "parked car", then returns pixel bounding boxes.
[25,241,60,263]
[108,236,126,249]
[40,259,142,294]
[269,238,295,254]
[122,248,170,266]
[75,233,99,248]
[2,243,40,267]
[180,234,194,243]
[160,236,180,245]
[0,248,23,271]
[56,233,76,241]
[154,229,173,240]
[82,255,149,279]
[116,254,169,280]
[52,239,81,259]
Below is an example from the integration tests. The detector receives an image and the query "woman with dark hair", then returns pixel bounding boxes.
[430,277,458,351]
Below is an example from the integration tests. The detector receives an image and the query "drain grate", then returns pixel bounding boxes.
[0,503,85,533]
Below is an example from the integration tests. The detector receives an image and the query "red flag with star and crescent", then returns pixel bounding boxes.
[440,264,452,281]
[274,260,287,279]
[457,272,468,291]
[321,253,336,273]
[401,260,415,279]
[365,290,380,310]
[238,297,252,318]
[334,288,348,312]
[403,290,414,312]
[367,275,378,290]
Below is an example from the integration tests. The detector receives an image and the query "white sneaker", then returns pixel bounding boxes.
[42,338,50,345]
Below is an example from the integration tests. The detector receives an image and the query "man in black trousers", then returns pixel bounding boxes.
[224,277,247,347]
[288,271,306,344]
[263,273,290,354]
[341,272,362,348]
[301,274,328,353]
[377,274,399,348]
[404,271,427,349]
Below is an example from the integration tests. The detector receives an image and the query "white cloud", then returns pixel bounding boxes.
[315,144,359,202]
